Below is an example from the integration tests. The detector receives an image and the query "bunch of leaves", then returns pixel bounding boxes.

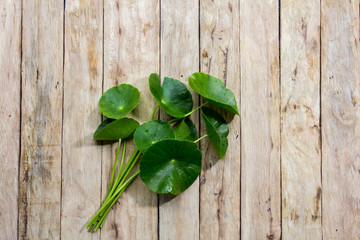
[87,72,238,231]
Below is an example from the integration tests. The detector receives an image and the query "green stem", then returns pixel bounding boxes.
[186,101,208,117]
[110,170,140,203]
[168,102,208,124]
[106,149,138,201]
[150,104,160,121]
[118,152,141,187]
[91,139,123,228]
[167,118,181,124]
[99,151,140,211]
[87,181,128,229]
[95,170,140,230]
[87,149,139,230]
[108,139,122,192]
[92,162,141,231]
[103,140,127,204]
[88,169,141,231]
[194,134,208,143]
[119,140,126,178]
[86,203,108,229]
[116,150,139,187]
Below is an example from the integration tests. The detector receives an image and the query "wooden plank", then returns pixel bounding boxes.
[62,1,103,239]
[199,0,240,239]
[19,1,63,239]
[0,0,21,239]
[280,1,322,239]
[101,0,159,239]
[240,0,281,239]
[159,0,199,239]
[321,0,360,238]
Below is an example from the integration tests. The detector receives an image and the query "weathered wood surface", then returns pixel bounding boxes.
[101,0,159,239]
[0,0,21,239]
[159,0,200,239]
[1,0,360,239]
[199,0,240,239]
[281,0,322,239]
[321,0,360,239]
[19,1,64,239]
[240,0,281,239]
[62,1,103,239]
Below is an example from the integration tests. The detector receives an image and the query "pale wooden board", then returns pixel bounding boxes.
[4,0,360,237]
[19,1,63,239]
[0,0,21,239]
[321,0,360,238]
[62,1,103,239]
[159,0,199,239]
[280,0,322,239]
[240,0,281,239]
[199,0,240,239]
[101,0,159,239]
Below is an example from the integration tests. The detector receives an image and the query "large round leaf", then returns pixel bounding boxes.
[100,84,140,119]
[149,73,193,118]
[140,139,202,195]
[93,118,140,140]
[134,120,175,153]
[174,118,197,141]
[201,107,229,158]
[189,72,239,115]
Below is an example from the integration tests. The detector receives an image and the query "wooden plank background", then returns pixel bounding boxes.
[281,0,321,239]
[0,0,359,239]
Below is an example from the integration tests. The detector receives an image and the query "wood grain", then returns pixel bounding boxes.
[0,0,21,239]
[62,1,103,239]
[101,0,159,239]
[240,0,281,239]
[159,0,199,239]
[19,1,63,239]
[3,0,360,238]
[199,0,240,239]
[281,0,322,239]
[321,0,360,238]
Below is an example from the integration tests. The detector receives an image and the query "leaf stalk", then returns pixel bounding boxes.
[194,134,208,143]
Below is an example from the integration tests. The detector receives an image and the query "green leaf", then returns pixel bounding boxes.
[188,72,239,115]
[100,84,140,119]
[174,119,197,141]
[184,118,197,140]
[140,139,202,195]
[93,118,140,140]
[134,120,175,153]
[149,73,193,118]
[201,107,229,158]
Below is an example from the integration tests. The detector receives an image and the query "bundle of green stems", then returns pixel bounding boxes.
[86,140,141,232]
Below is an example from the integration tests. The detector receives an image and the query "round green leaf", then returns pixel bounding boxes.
[134,120,175,153]
[174,119,197,141]
[99,84,140,119]
[149,73,193,118]
[189,72,239,115]
[201,107,229,158]
[93,118,140,140]
[140,139,202,195]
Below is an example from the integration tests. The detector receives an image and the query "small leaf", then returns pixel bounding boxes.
[100,84,140,119]
[149,73,193,118]
[93,118,140,140]
[188,72,239,115]
[174,119,197,141]
[140,139,202,195]
[134,120,175,153]
[184,118,197,140]
[201,107,229,158]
